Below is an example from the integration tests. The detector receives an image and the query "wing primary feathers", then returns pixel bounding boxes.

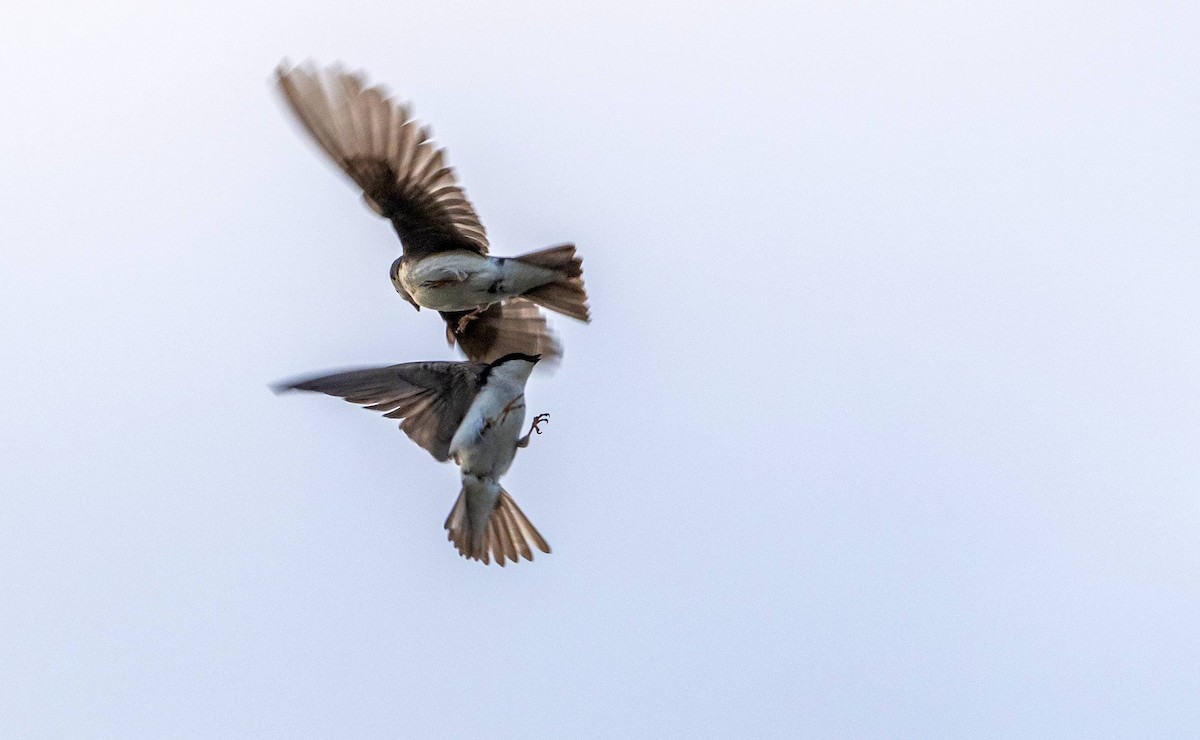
[276,61,491,257]
[274,361,486,461]
[277,66,343,161]
[335,71,366,159]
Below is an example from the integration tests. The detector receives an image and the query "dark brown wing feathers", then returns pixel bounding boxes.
[276,62,489,259]
[440,298,561,364]
[275,361,487,461]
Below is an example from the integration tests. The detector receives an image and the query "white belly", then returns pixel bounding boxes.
[397,251,558,311]
[449,387,526,477]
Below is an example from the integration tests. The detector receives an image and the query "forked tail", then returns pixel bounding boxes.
[514,243,591,322]
[444,487,551,566]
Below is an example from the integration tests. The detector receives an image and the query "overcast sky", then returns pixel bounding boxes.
[3,1,1198,737]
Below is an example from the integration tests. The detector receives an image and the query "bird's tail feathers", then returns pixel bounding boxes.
[514,243,583,277]
[514,244,590,322]
[444,486,551,566]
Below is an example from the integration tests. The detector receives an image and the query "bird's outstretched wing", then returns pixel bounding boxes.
[440,298,561,365]
[276,62,489,259]
[275,361,487,461]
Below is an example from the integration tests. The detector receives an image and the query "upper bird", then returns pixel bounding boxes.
[275,62,590,363]
[276,352,553,565]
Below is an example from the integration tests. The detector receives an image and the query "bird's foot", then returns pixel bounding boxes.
[455,308,484,335]
[518,413,550,448]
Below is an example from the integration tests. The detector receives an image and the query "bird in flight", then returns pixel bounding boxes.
[276,353,552,565]
[275,62,590,364]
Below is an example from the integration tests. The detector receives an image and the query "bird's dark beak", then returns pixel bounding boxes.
[532,354,542,363]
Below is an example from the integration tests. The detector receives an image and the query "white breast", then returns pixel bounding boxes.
[397,251,560,311]
[398,251,500,311]
[449,381,526,477]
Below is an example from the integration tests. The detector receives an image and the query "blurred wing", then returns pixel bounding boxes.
[276,62,489,258]
[275,361,487,461]
[440,298,561,364]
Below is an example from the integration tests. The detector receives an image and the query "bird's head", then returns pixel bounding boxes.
[487,352,542,383]
[490,352,542,366]
[390,256,420,311]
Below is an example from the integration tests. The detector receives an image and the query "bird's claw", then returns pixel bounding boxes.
[517,413,549,448]
[455,309,483,335]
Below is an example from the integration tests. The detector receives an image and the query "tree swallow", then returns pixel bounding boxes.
[276,353,552,565]
[276,62,590,364]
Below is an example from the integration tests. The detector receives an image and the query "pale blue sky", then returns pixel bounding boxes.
[3,1,1198,737]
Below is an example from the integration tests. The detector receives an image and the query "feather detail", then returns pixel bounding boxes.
[441,298,561,364]
[513,244,590,322]
[443,485,549,564]
[276,62,490,257]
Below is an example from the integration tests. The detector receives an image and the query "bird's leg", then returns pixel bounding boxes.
[517,413,550,448]
[455,307,484,335]
[499,397,526,425]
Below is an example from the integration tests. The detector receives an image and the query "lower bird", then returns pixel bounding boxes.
[276,353,551,565]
